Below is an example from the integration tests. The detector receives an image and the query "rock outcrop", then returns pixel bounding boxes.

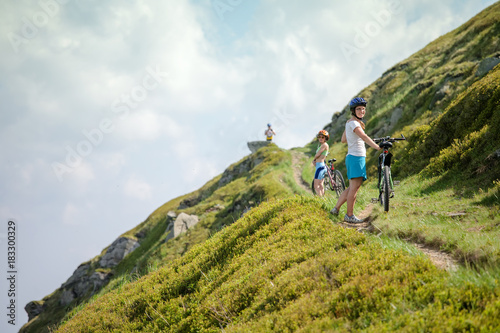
[57,236,139,306]
[24,236,141,320]
[247,141,270,153]
[99,237,140,268]
[218,151,265,188]
[25,301,45,322]
[165,212,199,242]
[475,56,500,77]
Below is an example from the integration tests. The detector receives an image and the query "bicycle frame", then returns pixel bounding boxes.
[373,134,406,211]
[326,159,336,181]
[325,158,346,196]
[378,150,394,193]
[312,158,346,197]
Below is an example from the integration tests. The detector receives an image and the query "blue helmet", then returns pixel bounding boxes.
[349,97,367,111]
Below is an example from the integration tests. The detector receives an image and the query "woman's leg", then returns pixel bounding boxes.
[314,179,324,196]
[346,177,363,216]
[333,186,349,211]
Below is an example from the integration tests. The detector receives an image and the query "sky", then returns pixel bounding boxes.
[0,0,497,330]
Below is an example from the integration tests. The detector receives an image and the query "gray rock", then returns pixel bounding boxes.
[61,263,90,288]
[60,289,76,306]
[164,212,176,242]
[218,154,262,188]
[178,195,201,209]
[247,141,270,153]
[25,301,45,321]
[99,237,140,268]
[90,271,112,292]
[325,111,348,141]
[58,262,114,306]
[29,237,139,316]
[390,107,403,128]
[475,57,500,77]
[173,213,199,238]
[165,213,199,242]
[72,278,90,298]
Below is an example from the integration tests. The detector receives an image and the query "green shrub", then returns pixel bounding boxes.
[400,64,500,187]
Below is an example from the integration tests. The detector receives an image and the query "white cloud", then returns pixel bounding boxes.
[187,158,220,184]
[63,162,96,193]
[116,110,164,141]
[124,176,153,200]
[62,203,81,226]
[173,140,198,159]
[114,110,186,142]
[101,152,126,171]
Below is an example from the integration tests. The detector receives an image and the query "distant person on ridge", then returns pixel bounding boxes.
[312,129,330,196]
[265,123,276,142]
[330,97,381,223]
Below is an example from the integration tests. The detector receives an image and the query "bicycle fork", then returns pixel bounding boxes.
[372,152,397,203]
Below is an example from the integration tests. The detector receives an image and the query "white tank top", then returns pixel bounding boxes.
[345,120,366,157]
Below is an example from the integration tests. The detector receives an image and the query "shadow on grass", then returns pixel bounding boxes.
[419,169,500,207]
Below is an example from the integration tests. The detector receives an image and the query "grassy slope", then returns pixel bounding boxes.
[57,197,499,332]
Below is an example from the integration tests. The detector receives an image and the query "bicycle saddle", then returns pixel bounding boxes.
[379,141,393,149]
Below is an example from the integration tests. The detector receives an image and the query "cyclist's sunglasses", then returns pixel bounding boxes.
[317,135,327,139]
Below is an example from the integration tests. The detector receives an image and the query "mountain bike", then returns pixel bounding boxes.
[312,158,346,197]
[373,134,406,212]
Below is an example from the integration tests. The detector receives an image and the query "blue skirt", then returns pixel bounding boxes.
[346,155,367,181]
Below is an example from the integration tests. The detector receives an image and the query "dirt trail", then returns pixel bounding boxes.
[289,155,459,271]
[291,150,313,194]
[413,244,459,271]
[340,204,459,271]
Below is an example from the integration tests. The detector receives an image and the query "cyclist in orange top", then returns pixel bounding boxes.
[312,130,329,196]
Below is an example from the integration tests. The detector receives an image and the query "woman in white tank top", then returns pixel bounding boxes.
[330,97,381,223]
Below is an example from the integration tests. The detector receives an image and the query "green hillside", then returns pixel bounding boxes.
[57,197,499,332]
[21,2,500,332]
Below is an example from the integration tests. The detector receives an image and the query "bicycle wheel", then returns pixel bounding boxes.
[380,165,391,212]
[323,172,333,192]
[332,170,346,197]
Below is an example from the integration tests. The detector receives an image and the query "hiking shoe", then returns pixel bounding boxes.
[330,207,339,215]
[344,214,363,223]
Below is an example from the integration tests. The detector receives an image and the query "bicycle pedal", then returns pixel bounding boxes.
[390,192,395,198]
[371,198,379,203]
[393,181,400,186]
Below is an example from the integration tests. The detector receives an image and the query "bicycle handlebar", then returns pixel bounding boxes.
[373,134,406,143]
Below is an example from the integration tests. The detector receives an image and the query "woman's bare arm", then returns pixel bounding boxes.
[341,130,347,143]
[353,127,381,150]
